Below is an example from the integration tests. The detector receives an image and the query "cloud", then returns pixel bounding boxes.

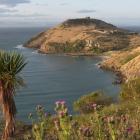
[35,3,48,6]
[77,9,96,13]
[60,3,68,6]
[0,0,30,7]
[0,12,49,18]
[0,8,17,13]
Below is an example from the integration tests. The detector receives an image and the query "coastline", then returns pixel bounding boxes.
[37,48,110,57]
[25,41,123,84]
[99,60,125,84]
[37,48,123,84]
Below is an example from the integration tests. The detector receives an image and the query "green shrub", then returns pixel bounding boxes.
[48,42,66,53]
[72,40,86,52]
[92,47,103,54]
[48,40,86,53]
[73,91,113,114]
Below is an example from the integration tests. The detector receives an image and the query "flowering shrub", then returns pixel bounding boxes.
[74,91,113,113]
[28,105,55,140]
[27,99,140,140]
[54,100,72,140]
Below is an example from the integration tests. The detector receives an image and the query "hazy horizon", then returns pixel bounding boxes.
[0,0,140,27]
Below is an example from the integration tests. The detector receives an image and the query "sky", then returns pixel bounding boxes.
[0,0,140,27]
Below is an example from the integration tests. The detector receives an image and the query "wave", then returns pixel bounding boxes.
[94,62,101,68]
[32,50,47,56]
[15,44,25,50]
[32,50,38,54]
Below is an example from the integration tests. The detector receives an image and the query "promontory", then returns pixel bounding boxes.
[25,17,140,81]
[25,17,140,54]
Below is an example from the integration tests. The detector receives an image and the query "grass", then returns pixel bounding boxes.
[120,52,140,65]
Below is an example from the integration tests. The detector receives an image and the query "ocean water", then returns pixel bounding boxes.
[122,26,140,33]
[0,27,120,122]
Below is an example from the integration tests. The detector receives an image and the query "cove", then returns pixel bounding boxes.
[0,28,120,122]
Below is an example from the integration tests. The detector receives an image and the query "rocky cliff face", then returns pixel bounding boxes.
[25,18,132,54]
[101,45,140,81]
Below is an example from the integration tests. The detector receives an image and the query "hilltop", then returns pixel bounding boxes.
[61,18,116,29]
[25,17,133,54]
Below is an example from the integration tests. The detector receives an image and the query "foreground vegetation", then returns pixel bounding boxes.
[25,100,140,140]
[0,77,140,140]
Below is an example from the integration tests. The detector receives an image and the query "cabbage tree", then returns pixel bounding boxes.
[0,51,27,140]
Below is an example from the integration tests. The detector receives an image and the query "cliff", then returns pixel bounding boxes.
[101,44,140,81]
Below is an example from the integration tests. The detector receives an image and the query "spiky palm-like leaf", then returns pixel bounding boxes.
[0,51,27,90]
[0,51,27,140]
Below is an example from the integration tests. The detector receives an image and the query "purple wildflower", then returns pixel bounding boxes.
[55,101,61,106]
[92,103,97,110]
[59,111,65,118]
[61,100,66,104]
[45,112,48,117]
[126,127,133,133]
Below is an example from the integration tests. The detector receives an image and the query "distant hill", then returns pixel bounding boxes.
[24,17,140,55]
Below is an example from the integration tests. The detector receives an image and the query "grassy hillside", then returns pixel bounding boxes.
[25,18,135,54]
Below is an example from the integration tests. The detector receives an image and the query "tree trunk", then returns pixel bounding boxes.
[0,81,16,140]
[1,105,16,140]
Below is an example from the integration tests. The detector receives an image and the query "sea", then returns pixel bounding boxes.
[0,26,130,122]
